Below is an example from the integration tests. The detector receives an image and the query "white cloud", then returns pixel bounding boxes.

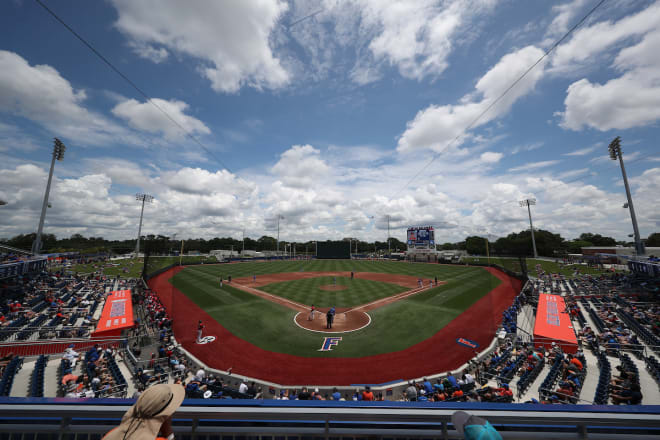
[397,45,545,153]
[508,160,560,173]
[287,0,499,85]
[271,144,330,187]
[555,2,660,132]
[545,0,591,39]
[111,98,210,140]
[0,50,138,146]
[551,2,660,72]
[128,42,169,63]
[564,145,598,156]
[112,0,289,93]
[560,29,660,131]
[511,142,543,155]
[480,151,503,163]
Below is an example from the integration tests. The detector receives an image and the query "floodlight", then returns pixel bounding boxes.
[608,136,621,160]
[135,193,154,256]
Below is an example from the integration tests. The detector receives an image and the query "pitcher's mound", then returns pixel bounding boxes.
[319,284,348,291]
[294,309,370,333]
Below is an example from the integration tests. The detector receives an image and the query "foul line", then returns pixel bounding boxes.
[232,283,308,311]
[346,285,432,313]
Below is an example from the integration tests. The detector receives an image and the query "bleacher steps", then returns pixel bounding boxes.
[43,357,61,397]
[117,358,137,397]
[579,350,599,404]
[10,359,35,397]
[519,362,549,403]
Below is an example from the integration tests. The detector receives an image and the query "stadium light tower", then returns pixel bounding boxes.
[134,193,154,257]
[276,215,284,254]
[519,198,538,258]
[609,136,644,255]
[387,215,391,255]
[32,138,65,255]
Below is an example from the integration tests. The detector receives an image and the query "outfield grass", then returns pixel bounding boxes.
[170,260,502,357]
[259,276,408,308]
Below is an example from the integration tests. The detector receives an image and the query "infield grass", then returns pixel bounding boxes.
[258,276,408,308]
[170,260,502,357]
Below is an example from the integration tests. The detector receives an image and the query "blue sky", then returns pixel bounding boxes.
[1,0,659,244]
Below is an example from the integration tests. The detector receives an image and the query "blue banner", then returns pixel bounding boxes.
[456,337,479,349]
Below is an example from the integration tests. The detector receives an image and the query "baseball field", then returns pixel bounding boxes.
[149,260,522,385]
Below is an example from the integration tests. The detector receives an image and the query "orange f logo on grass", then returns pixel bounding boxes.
[319,337,342,351]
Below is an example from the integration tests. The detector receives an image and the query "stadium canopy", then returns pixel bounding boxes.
[533,293,577,353]
[92,289,134,338]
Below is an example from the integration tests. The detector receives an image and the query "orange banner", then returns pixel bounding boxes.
[533,293,577,353]
[92,289,134,337]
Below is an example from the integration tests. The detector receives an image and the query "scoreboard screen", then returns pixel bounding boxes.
[407,226,435,246]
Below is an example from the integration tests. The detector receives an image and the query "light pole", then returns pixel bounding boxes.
[242,227,245,253]
[276,215,284,255]
[519,198,538,258]
[135,193,154,257]
[609,136,644,255]
[170,233,177,256]
[387,215,391,256]
[32,138,65,255]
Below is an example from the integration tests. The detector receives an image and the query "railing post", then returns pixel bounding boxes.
[325,416,330,440]
[59,416,71,440]
[578,423,588,439]
[442,420,448,440]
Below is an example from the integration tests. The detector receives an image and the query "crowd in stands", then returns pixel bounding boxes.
[59,343,128,398]
[0,270,111,342]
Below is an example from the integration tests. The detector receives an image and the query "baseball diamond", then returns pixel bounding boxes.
[149,259,522,385]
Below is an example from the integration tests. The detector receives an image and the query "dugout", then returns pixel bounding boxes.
[316,240,350,259]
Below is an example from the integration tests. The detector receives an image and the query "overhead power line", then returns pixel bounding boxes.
[35,0,234,174]
[392,0,608,199]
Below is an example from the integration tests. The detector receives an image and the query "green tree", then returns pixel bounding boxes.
[465,236,488,255]
[566,240,593,254]
[645,232,660,247]
[578,233,616,246]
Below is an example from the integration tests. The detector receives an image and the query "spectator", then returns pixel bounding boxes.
[362,386,374,401]
[612,383,643,405]
[405,381,418,401]
[239,380,248,394]
[298,387,311,400]
[451,410,502,440]
[102,383,184,439]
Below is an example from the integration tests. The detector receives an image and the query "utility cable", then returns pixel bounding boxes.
[392,0,608,199]
[35,0,235,174]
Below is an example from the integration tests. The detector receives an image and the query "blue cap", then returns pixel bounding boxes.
[452,411,502,440]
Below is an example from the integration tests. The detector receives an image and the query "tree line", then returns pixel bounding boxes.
[1,231,658,257]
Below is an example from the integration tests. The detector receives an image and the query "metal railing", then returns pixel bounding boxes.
[0,399,659,439]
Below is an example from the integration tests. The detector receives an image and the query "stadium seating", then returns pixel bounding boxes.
[594,351,611,405]
[0,356,23,396]
[516,357,544,397]
[29,355,48,397]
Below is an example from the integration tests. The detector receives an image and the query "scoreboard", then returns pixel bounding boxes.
[407,226,435,247]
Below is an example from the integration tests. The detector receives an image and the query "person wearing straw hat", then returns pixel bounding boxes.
[102,383,185,440]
